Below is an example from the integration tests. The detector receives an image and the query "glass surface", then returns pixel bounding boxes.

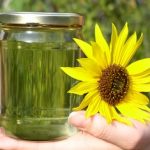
[0,28,82,140]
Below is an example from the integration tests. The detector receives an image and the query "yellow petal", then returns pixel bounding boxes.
[61,67,95,81]
[77,58,101,77]
[117,103,150,123]
[130,74,150,84]
[121,33,143,67]
[95,24,111,65]
[134,33,143,49]
[99,100,112,123]
[85,94,101,117]
[126,103,150,113]
[73,91,98,111]
[73,38,93,59]
[68,81,98,95]
[132,83,150,92]
[130,70,150,80]
[122,91,150,112]
[113,23,128,64]
[140,106,150,112]
[91,42,108,69]
[120,32,137,66]
[110,107,132,125]
[127,58,150,75]
[110,23,118,54]
[124,90,149,105]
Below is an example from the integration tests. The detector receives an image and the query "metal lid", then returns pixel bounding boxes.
[0,12,84,27]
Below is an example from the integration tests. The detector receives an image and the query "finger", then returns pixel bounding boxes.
[68,111,112,143]
[68,111,150,150]
[37,132,122,150]
[0,133,39,150]
[0,131,122,150]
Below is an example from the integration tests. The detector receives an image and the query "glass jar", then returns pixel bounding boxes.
[0,12,83,141]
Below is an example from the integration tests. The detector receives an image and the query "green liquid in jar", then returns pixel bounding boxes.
[0,41,80,140]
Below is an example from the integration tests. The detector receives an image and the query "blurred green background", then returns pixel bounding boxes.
[0,1,150,102]
[0,0,150,58]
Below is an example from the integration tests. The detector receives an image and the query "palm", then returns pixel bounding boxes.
[0,130,121,150]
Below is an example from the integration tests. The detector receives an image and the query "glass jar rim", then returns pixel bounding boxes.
[0,12,84,27]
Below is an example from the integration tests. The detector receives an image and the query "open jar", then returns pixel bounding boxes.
[0,12,83,140]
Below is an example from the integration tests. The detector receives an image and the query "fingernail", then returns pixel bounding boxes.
[68,111,79,119]
[68,111,89,128]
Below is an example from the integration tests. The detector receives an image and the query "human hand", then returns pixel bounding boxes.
[0,125,121,150]
[1,110,149,150]
[69,111,150,150]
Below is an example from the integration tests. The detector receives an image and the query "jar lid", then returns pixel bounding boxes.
[0,12,84,27]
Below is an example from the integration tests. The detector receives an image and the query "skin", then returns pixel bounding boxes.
[0,129,121,150]
[0,111,150,150]
[69,111,150,150]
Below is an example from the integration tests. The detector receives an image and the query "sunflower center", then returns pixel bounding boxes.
[99,64,129,106]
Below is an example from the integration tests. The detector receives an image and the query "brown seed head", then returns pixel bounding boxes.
[99,64,129,106]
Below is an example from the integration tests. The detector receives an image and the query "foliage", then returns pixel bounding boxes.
[0,0,150,58]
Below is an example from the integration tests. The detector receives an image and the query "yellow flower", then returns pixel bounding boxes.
[61,23,150,125]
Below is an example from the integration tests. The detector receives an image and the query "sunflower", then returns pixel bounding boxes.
[61,23,150,125]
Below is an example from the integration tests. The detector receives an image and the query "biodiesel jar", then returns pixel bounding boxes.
[0,12,83,140]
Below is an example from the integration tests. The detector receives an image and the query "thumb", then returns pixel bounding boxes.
[68,111,149,150]
[68,111,108,137]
